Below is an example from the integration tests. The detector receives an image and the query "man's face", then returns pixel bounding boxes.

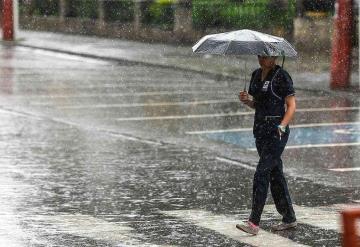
[257,56,276,68]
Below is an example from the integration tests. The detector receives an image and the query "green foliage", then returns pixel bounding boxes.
[19,0,59,17]
[143,0,175,30]
[66,0,98,19]
[104,0,134,22]
[192,0,296,31]
[19,0,297,32]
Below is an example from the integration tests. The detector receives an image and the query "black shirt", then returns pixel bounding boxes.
[248,65,295,119]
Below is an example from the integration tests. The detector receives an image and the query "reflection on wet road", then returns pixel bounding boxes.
[203,122,360,150]
[0,45,358,246]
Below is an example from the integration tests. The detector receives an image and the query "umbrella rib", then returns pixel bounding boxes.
[261,40,269,56]
[224,39,233,55]
[283,39,297,57]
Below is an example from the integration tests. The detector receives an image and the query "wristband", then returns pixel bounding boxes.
[278,125,286,133]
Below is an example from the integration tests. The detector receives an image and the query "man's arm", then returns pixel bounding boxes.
[239,91,255,109]
[280,95,296,126]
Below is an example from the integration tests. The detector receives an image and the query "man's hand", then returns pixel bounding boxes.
[239,91,250,103]
[277,125,286,140]
[239,91,255,109]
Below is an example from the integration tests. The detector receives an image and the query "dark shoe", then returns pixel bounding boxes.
[236,221,259,235]
[271,221,297,231]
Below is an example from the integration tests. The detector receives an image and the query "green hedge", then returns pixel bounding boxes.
[19,0,59,17]
[66,0,98,19]
[104,0,134,22]
[192,0,296,30]
[19,0,296,32]
[142,0,175,30]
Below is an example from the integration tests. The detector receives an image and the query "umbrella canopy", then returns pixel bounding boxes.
[192,29,297,57]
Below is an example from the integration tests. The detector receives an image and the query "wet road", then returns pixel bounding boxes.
[0,45,359,246]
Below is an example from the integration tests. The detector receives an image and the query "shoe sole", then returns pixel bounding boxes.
[271,223,297,231]
[236,224,258,235]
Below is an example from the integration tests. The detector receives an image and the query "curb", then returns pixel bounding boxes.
[16,43,240,82]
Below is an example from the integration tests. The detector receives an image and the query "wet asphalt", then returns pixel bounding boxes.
[0,44,359,246]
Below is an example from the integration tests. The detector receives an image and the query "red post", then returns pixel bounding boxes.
[341,208,360,247]
[330,0,353,89]
[2,0,14,41]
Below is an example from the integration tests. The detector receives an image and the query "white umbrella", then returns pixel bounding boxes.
[192,29,297,57]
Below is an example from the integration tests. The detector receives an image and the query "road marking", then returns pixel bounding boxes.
[162,209,308,247]
[283,122,360,128]
[29,96,327,108]
[297,106,360,112]
[33,214,174,247]
[116,112,253,121]
[216,157,256,171]
[23,84,226,90]
[334,128,360,134]
[187,122,360,134]
[162,204,352,245]
[328,167,360,172]
[115,107,360,121]
[189,127,252,134]
[11,90,231,98]
[247,142,360,151]
[58,99,237,109]
[268,204,360,234]
[265,204,341,232]
[285,142,360,149]
[0,108,45,120]
[217,156,360,174]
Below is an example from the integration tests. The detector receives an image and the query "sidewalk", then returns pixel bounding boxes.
[15,30,359,93]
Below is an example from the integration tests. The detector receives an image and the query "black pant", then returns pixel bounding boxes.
[249,131,296,225]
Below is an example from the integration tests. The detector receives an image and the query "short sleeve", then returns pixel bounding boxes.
[248,69,259,96]
[278,69,295,98]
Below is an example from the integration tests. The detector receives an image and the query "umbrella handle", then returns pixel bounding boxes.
[243,62,247,92]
